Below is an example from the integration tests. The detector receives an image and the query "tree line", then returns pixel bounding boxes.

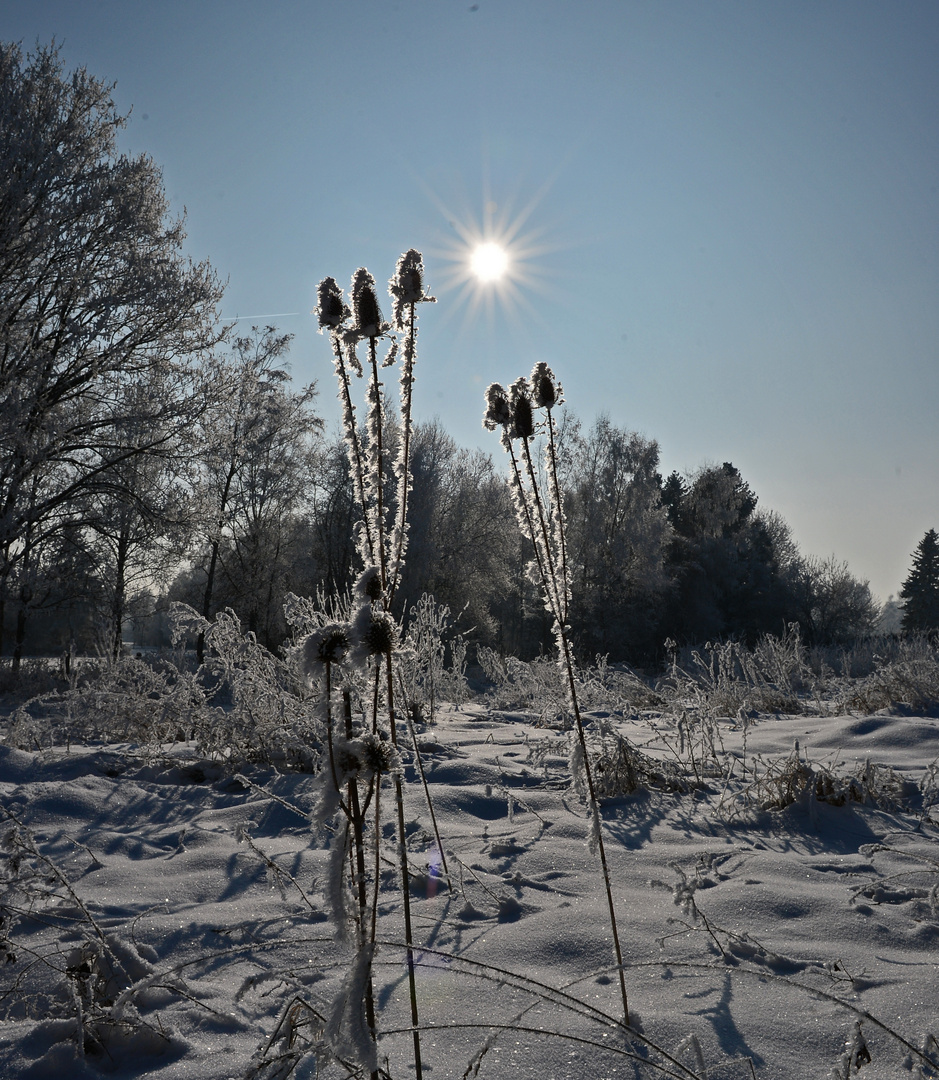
[3,40,934,676]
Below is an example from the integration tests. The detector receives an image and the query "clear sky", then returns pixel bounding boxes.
[6,0,938,603]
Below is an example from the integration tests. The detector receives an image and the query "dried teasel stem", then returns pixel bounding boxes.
[483,370,631,1028]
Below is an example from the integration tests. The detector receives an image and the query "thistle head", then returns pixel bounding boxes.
[349,268,386,340]
[483,383,512,431]
[359,731,401,776]
[335,733,400,779]
[389,249,435,330]
[315,277,349,332]
[530,362,560,409]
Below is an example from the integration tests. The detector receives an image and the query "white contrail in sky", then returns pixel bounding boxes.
[222,312,302,322]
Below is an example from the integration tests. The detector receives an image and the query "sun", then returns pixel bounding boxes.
[428,187,556,332]
[470,241,509,282]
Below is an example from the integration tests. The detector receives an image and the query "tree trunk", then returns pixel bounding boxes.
[198,537,222,665]
[111,527,129,662]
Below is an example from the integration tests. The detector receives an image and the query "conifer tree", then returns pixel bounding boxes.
[899,529,939,633]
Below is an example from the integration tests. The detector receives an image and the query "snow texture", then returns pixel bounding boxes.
[1,706,938,1078]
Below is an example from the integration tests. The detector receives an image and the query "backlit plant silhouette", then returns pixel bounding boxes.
[300,253,435,1078]
[484,364,632,1027]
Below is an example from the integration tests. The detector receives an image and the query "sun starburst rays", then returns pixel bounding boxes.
[427,184,557,335]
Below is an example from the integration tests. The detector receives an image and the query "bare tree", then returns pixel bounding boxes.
[397,420,518,643]
[561,415,672,660]
[189,327,321,656]
[0,42,225,655]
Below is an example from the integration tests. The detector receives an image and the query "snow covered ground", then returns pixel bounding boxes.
[2,702,938,1079]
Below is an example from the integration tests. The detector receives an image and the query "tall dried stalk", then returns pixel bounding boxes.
[484,365,631,1027]
[307,253,434,1077]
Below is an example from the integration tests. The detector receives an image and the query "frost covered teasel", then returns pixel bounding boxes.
[315,275,350,333]
[294,623,350,680]
[388,248,436,331]
[482,360,632,1027]
[346,267,390,344]
[314,250,434,1078]
[530,361,562,410]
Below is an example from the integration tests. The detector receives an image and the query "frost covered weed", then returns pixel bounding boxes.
[718,742,914,819]
[397,593,469,722]
[841,635,939,714]
[476,646,569,724]
[1,606,323,770]
[660,629,812,720]
[302,253,437,1079]
[3,654,205,753]
[477,646,660,726]
[0,811,174,1067]
[484,364,632,1026]
[589,727,688,797]
[850,842,939,920]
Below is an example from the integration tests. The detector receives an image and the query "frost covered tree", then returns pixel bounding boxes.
[0,42,225,655]
[187,327,321,655]
[83,376,194,660]
[900,528,939,634]
[792,554,878,644]
[561,415,671,660]
[397,419,517,641]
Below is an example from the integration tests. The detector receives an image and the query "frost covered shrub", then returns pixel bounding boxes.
[179,605,322,769]
[720,742,914,818]
[477,647,659,725]
[476,645,569,724]
[842,635,939,714]
[1,605,323,769]
[397,593,469,722]
[2,655,204,752]
[658,627,816,720]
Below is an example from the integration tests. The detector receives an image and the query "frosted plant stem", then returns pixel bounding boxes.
[329,331,375,567]
[343,689,379,1072]
[544,407,570,624]
[558,621,631,1027]
[371,766,381,950]
[513,412,631,1027]
[505,441,553,609]
[367,338,389,592]
[520,435,566,623]
[324,661,342,798]
[385,652,424,1080]
[388,301,415,609]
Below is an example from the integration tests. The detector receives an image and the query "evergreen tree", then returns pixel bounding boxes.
[899,529,939,633]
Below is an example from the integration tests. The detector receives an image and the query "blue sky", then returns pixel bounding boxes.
[7,0,938,602]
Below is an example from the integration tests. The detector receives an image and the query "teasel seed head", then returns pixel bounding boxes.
[350,268,385,340]
[297,623,350,676]
[315,277,349,332]
[389,249,435,330]
[359,731,401,776]
[360,610,398,657]
[530,362,560,409]
[353,566,384,604]
[510,378,535,440]
[483,383,512,431]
